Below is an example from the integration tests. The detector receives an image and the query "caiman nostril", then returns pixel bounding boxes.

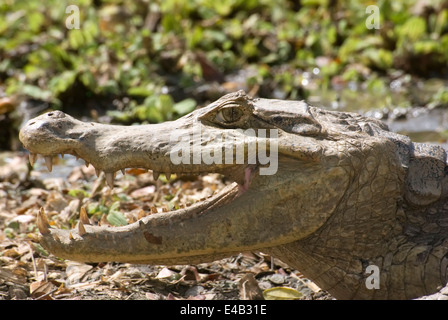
[29,121,35,125]
[46,110,65,118]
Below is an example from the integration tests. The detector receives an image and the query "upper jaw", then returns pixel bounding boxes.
[19,111,258,188]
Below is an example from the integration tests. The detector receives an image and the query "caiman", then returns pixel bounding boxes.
[19,90,448,299]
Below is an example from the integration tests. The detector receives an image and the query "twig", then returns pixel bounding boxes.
[44,262,48,282]
[241,280,248,300]
[125,292,135,300]
[35,288,58,300]
[27,242,38,279]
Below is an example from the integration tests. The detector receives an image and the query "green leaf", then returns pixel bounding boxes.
[434,9,448,36]
[107,110,133,123]
[68,29,85,49]
[242,39,258,58]
[107,202,127,226]
[157,94,174,118]
[109,201,120,212]
[145,106,164,123]
[107,211,127,226]
[263,287,303,300]
[27,11,44,33]
[362,48,393,70]
[31,243,49,257]
[413,40,440,55]
[79,70,98,92]
[21,84,54,102]
[187,26,204,49]
[173,98,196,115]
[48,70,78,96]
[135,96,164,123]
[396,16,427,42]
[127,86,154,96]
[67,189,88,198]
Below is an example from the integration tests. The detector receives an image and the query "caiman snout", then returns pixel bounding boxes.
[19,110,180,186]
[20,111,81,171]
[19,110,68,149]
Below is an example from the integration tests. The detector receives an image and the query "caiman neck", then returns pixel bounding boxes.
[269,147,448,299]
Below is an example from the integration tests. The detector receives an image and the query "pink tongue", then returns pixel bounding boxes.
[238,167,253,194]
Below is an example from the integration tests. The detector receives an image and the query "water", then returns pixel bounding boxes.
[306,77,448,148]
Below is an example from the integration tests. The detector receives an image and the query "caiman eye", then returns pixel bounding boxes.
[215,107,243,124]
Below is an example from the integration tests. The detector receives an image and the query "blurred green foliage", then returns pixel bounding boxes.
[0,0,447,122]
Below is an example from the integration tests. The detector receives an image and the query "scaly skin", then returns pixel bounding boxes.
[19,91,448,299]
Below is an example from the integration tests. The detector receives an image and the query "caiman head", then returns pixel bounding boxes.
[19,90,404,264]
[20,91,423,298]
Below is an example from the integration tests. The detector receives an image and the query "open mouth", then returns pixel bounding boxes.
[28,152,254,236]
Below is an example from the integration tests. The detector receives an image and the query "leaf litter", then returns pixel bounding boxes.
[0,152,332,300]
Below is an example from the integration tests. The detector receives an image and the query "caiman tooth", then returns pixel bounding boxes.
[121,169,126,175]
[69,232,74,240]
[29,153,37,166]
[105,172,115,188]
[150,206,158,214]
[165,173,172,180]
[95,168,100,177]
[79,207,91,225]
[37,208,50,235]
[85,160,90,168]
[78,220,87,236]
[153,171,160,180]
[60,153,64,159]
[44,156,53,172]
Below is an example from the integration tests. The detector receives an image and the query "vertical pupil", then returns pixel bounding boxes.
[224,108,236,121]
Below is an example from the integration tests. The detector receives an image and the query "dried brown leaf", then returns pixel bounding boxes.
[127,168,148,175]
[145,292,162,300]
[130,185,156,198]
[0,267,27,285]
[238,273,264,300]
[180,266,200,281]
[262,287,303,300]
[156,267,176,279]
[30,280,58,300]
[2,248,20,258]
